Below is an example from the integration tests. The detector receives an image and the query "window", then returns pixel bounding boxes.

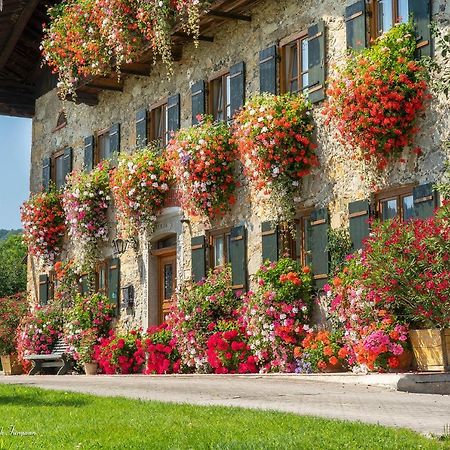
[95,261,108,294]
[280,31,309,94]
[97,129,111,163]
[52,149,65,190]
[150,100,169,148]
[208,228,231,268]
[375,185,415,222]
[371,0,409,37]
[208,70,231,122]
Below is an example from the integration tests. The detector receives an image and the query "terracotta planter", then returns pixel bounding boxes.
[319,360,346,373]
[0,354,23,375]
[388,349,413,373]
[409,329,450,372]
[84,362,98,375]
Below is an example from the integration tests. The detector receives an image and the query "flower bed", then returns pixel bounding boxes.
[167,116,237,222]
[111,146,172,236]
[233,94,317,221]
[241,258,313,373]
[21,189,66,265]
[324,22,429,170]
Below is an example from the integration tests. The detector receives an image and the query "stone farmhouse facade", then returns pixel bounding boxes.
[1,0,450,330]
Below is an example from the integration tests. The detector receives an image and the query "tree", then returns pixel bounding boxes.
[0,234,27,297]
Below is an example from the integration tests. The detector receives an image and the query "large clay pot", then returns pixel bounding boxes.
[388,349,413,373]
[84,362,98,375]
[319,360,346,373]
[0,354,23,375]
[410,329,450,371]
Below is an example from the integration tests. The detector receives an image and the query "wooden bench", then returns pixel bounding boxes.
[24,338,72,375]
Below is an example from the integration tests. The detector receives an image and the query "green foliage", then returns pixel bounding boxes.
[0,233,27,297]
[0,385,444,449]
[0,293,28,355]
[327,228,353,276]
[0,229,22,241]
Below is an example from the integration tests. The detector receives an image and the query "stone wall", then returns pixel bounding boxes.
[28,0,450,328]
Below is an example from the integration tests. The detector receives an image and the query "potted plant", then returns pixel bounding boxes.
[0,293,28,375]
[78,330,99,375]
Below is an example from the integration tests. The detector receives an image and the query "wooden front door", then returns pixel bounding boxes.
[157,249,176,323]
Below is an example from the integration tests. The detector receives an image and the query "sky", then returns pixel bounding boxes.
[0,116,31,229]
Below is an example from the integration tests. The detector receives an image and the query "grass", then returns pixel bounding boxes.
[0,385,447,449]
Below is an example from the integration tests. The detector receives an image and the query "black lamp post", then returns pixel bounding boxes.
[113,237,128,256]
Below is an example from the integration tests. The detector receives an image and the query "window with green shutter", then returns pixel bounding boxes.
[191,80,206,125]
[191,235,207,283]
[84,135,95,172]
[109,123,120,166]
[348,199,370,251]
[375,185,415,222]
[413,183,437,219]
[167,93,181,135]
[39,274,49,306]
[42,157,51,192]
[307,20,326,103]
[229,62,245,119]
[259,45,277,95]
[345,0,367,50]
[261,221,279,263]
[136,108,148,148]
[108,258,120,313]
[309,208,329,290]
[229,225,247,290]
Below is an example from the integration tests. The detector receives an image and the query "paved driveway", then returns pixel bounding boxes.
[0,374,449,435]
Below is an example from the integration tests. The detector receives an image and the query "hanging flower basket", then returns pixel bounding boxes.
[21,189,66,265]
[324,22,429,170]
[233,93,318,222]
[111,146,172,236]
[167,116,237,222]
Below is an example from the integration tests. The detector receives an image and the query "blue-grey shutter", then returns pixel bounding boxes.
[191,236,206,283]
[62,147,73,185]
[191,81,206,125]
[259,45,277,94]
[409,0,431,57]
[309,208,329,290]
[84,135,94,172]
[261,221,278,263]
[308,21,325,103]
[136,108,148,148]
[413,183,436,218]
[39,274,49,306]
[349,200,370,251]
[109,123,120,166]
[230,225,247,290]
[167,93,181,135]
[345,0,366,50]
[42,157,51,192]
[108,258,120,313]
[230,62,245,118]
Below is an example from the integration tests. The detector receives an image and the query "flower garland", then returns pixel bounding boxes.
[21,189,66,266]
[167,116,237,222]
[62,162,111,261]
[233,93,318,222]
[42,0,211,98]
[111,146,172,236]
[324,22,429,170]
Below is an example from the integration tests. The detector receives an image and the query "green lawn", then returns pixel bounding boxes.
[0,385,447,449]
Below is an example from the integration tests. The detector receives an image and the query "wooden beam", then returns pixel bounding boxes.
[120,63,152,77]
[86,81,123,92]
[68,90,99,106]
[0,0,41,71]
[171,31,214,42]
[207,10,251,21]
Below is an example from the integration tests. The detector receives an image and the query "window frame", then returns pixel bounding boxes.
[149,98,169,148]
[280,30,309,95]
[375,184,416,222]
[95,127,111,165]
[51,148,65,190]
[207,227,232,269]
[95,260,108,295]
[369,0,409,39]
[208,68,231,123]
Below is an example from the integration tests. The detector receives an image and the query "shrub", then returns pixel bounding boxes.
[0,293,28,355]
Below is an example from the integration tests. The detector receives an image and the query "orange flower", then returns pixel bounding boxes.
[338,347,348,359]
[323,346,334,357]
[329,356,338,366]
[332,277,342,287]
[294,346,302,358]
[318,360,327,370]
[302,266,311,274]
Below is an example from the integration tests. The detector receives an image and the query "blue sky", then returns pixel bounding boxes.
[0,116,31,229]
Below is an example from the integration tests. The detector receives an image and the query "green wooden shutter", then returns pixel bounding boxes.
[409,0,431,57]
[84,135,94,172]
[191,235,206,283]
[230,62,245,118]
[349,199,370,251]
[413,183,436,218]
[136,108,148,148]
[309,208,329,289]
[167,93,181,135]
[109,123,120,166]
[261,221,279,263]
[108,258,120,312]
[39,274,49,306]
[62,146,73,185]
[230,225,247,290]
[345,0,366,51]
[259,45,277,94]
[191,80,206,125]
[42,157,51,192]
[308,20,326,104]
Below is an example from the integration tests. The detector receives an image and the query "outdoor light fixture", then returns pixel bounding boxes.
[180,212,190,224]
[113,237,128,256]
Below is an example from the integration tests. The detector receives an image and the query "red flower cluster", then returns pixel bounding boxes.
[324,22,429,170]
[167,116,237,221]
[207,327,257,374]
[0,293,28,356]
[21,190,66,265]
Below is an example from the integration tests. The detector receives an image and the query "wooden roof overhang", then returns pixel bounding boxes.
[0,0,260,117]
